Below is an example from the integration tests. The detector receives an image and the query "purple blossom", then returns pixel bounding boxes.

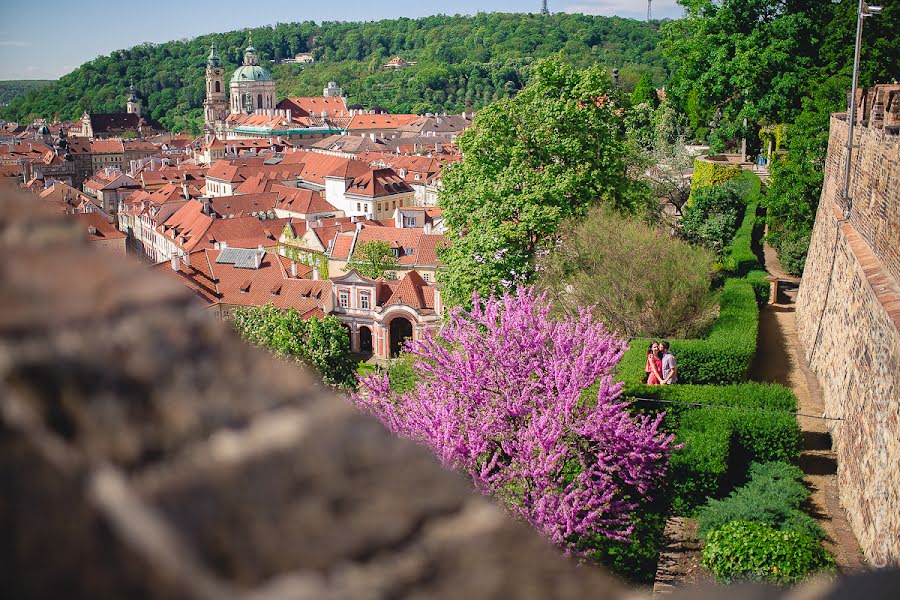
[352,286,676,553]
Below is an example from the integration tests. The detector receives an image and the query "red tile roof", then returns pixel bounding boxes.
[277,96,349,117]
[384,270,434,310]
[209,192,278,218]
[272,184,337,215]
[346,168,413,198]
[347,114,420,131]
[90,139,125,154]
[72,212,126,241]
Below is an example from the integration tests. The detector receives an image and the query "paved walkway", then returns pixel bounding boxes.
[750,243,865,573]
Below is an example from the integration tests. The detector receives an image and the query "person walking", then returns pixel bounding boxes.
[660,341,677,385]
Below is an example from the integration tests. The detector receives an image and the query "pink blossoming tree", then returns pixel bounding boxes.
[353,287,677,553]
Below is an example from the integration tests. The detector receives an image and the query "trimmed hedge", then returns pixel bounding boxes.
[688,157,742,204]
[625,383,801,514]
[702,521,833,585]
[620,278,759,386]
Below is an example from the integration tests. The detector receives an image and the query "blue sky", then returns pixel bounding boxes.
[0,1,682,80]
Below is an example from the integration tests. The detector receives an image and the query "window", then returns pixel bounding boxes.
[257,94,263,109]
[360,291,370,310]
[215,81,221,93]
[356,203,361,212]
[339,290,349,308]
[422,273,430,282]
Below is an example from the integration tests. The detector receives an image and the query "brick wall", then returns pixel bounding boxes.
[795,104,900,567]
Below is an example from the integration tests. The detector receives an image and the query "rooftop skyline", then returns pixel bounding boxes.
[0,0,683,80]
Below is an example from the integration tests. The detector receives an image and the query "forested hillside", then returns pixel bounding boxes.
[0,80,53,107]
[0,13,667,133]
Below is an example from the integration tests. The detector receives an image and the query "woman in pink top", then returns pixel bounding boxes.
[645,341,664,385]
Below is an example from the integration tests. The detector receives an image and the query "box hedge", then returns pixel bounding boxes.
[625,383,801,514]
[689,157,742,204]
[620,278,759,386]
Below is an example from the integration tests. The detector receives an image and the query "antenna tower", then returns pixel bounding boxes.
[648,0,652,21]
[541,1,549,16]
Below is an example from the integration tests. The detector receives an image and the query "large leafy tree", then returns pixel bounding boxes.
[230,305,355,387]
[352,287,676,553]
[347,240,398,279]
[438,57,650,306]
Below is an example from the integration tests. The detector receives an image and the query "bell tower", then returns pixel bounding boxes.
[204,44,227,141]
[126,81,142,116]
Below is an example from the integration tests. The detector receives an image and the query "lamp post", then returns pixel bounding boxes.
[843,0,883,211]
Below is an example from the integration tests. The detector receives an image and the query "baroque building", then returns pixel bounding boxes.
[203,45,228,142]
[229,38,276,115]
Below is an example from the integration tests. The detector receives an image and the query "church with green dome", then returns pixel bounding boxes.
[228,37,276,115]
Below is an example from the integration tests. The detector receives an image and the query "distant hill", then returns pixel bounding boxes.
[0,80,53,107]
[0,13,668,134]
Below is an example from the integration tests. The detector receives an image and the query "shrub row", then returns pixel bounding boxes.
[625,383,801,514]
[619,278,759,386]
[702,521,833,585]
[697,461,822,541]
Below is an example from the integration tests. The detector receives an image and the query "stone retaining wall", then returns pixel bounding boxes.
[795,106,900,567]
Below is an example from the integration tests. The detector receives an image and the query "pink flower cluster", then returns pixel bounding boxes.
[353,287,676,552]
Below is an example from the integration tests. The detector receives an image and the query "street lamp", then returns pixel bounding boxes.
[843,1,883,212]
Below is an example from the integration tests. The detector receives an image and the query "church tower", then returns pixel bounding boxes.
[126,81,142,116]
[204,44,227,141]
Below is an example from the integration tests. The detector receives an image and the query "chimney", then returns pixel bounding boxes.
[291,262,297,278]
[356,221,363,233]
[183,252,190,268]
[170,255,181,271]
[312,269,319,281]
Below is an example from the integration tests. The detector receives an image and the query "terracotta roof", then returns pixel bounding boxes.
[384,270,433,310]
[277,96,349,117]
[86,112,161,134]
[272,184,338,215]
[204,216,280,249]
[123,139,159,152]
[158,200,214,252]
[347,114,419,131]
[209,192,278,218]
[329,233,355,261]
[71,212,126,241]
[346,168,413,197]
[349,226,447,267]
[154,249,326,312]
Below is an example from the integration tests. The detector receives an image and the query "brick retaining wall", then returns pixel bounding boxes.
[795,108,900,567]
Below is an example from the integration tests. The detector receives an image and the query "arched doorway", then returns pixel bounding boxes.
[359,326,373,354]
[389,317,413,357]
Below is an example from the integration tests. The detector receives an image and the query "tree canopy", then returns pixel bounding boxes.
[438,57,651,306]
[347,240,398,280]
[1,13,668,133]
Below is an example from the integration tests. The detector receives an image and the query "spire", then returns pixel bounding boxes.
[243,33,258,66]
[207,43,222,68]
[127,80,138,102]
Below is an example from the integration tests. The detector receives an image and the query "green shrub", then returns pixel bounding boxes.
[770,229,811,277]
[620,279,758,386]
[689,157,742,203]
[387,352,419,394]
[746,270,771,305]
[721,172,763,276]
[698,462,822,541]
[681,182,745,253]
[625,383,801,514]
[539,206,716,339]
[702,521,833,585]
[580,502,668,584]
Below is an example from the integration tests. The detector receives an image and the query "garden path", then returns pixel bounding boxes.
[750,242,866,573]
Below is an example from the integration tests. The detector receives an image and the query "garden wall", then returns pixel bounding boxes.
[795,98,900,566]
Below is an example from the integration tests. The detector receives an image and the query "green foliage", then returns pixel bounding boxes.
[702,521,834,585]
[0,80,53,106]
[386,352,418,395]
[698,462,823,541]
[1,14,667,127]
[539,206,715,338]
[230,304,355,387]
[580,500,668,584]
[631,73,659,108]
[688,158,741,203]
[347,240,398,279]
[681,181,745,254]
[624,383,801,514]
[438,57,649,306]
[619,278,759,386]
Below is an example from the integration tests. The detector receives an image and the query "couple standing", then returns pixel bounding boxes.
[646,341,677,385]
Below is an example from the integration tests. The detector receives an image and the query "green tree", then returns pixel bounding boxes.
[438,56,649,306]
[631,73,659,108]
[347,240,398,279]
[229,305,355,387]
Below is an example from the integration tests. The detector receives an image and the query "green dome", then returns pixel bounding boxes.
[230,64,273,82]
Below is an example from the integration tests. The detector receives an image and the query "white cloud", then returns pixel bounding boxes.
[564,0,683,19]
[0,40,31,47]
